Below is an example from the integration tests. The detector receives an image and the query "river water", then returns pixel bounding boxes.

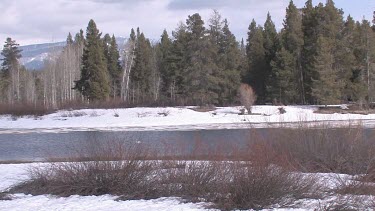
[0,128,374,161]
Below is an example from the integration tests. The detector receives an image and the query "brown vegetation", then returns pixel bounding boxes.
[239,84,256,114]
[0,192,11,201]
[9,137,320,210]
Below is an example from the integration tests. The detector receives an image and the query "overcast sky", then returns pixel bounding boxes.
[0,0,373,46]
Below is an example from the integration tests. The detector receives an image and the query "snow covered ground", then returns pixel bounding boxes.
[1,163,374,210]
[0,163,209,211]
[0,105,375,132]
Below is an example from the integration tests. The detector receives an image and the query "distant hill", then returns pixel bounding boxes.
[9,37,128,70]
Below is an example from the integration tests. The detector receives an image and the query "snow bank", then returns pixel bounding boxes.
[0,105,374,132]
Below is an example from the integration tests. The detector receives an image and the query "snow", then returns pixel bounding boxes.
[0,105,374,133]
[0,163,208,211]
[0,195,207,211]
[1,163,374,210]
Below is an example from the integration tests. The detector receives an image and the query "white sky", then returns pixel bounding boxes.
[0,0,373,46]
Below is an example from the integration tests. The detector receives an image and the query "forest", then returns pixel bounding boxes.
[1,0,375,110]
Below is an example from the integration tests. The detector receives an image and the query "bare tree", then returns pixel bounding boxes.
[239,84,257,114]
[121,38,136,102]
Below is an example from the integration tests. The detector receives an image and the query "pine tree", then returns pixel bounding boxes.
[301,0,319,103]
[1,38,22,103]
[246,19,267,103]
[131,30,153,103]
[67,33,73,45]
[353,20,375,104]
[183,13,220,105]
[270,47,297,104]
[103,34,122,98]
[74,29,85,47]
[339,16,360,103]
[168,23,189,103]
[74,19,110,101]
[217,18,241,105]
[157,30,173,100]
[263,12,280,103]
[271,1,305,103]
[311,36,341,105]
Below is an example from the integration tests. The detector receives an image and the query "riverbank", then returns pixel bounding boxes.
[0,105,375,132]
[1,162,374,210]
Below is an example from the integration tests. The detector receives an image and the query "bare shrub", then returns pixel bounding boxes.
[278,107,286,114]
[113,110,119,117]
[0,192,11,200]
[263,126,375,174]
[157,109,170,117]
[190,105,216,112]
[60,111,87,118]
[239,84,256,114]
[137,112,151,118]
[10,141,160,199]
[89,111,99,117]
[0,103,53,117]
[162,161,231,201]
[214,162,319,210]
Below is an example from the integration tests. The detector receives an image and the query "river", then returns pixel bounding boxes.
[0,128,374,162]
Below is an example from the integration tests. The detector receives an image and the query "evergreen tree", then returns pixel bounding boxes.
[183,13,219,105]
[74,19,110,101]
[246,19,267,103]
[270,47,297,104]
[157,29,173,100]
[130,28,136,42]
[103,34,122,98]
[168,23,189,103]
[272,1,305,103]
[353,20,375,104]
[338,16,360,103]
[67,33,73,45]
[263,12,280,103]
[301,0,319,103]
[217,18,241,105]
[311,36,341,105]
[1,38,22,103]
[74,29,85,46]
[131,30,153,103]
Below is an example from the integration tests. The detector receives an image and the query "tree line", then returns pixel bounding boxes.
[1,0,375,108]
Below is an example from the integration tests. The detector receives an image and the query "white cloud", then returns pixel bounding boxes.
[0,0,371,46]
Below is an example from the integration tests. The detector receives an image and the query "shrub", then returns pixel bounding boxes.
[0,192,11,200]
[259,126,375,174]
[10,141,160,199]
[60,111,87,118]
[0,103,53,117]
[239,84,256,114]
[214,162,319,210]
[278,107,286,114]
